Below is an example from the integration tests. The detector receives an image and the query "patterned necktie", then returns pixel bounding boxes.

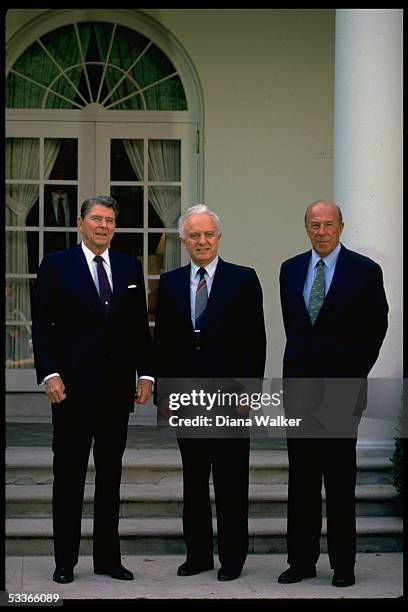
[195,267,208,330]
[94,255,113,314]
[308,258,325,325]
[57,196,65,226]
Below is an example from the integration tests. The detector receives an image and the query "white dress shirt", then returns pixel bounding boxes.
[81,241,113,293]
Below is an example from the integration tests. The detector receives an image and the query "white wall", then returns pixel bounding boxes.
[144,9,335,377]
[6,8,336,377]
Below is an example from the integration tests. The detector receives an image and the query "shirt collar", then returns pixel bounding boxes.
[311,243,341,270]
[81,241,111,267]
[51,192,67,204]
[191,256,219,280]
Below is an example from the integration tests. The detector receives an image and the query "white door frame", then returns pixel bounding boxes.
[6,111,198,391]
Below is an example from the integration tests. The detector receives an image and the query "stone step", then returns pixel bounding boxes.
[6,447,394,486]
[6,483,400,519]
[6,516,403,556]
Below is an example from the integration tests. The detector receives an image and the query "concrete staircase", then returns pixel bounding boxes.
[6,445,403,556]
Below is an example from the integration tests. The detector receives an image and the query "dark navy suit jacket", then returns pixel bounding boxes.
[154,258,266,379]
[32,243,153,411]
[280,244,388,379]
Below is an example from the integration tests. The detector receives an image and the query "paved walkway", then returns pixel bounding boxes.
[5,553,403,601]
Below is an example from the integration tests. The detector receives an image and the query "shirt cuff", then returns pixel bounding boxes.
[139,375,155,383]
[42,373,60,385]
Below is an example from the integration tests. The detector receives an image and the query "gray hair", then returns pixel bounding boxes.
[304,200,343,227]
[80,195,119,219]
[178,204,221,238]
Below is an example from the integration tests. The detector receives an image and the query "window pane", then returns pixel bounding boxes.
[131,43,175,88]
[6,72,45,108]
[40,25,77,68]
[6,185,39,226]
[46,139,78,180]
[5,277,35,368]
[148,187,181,228]
[111,186,143,228]
[105,73,144,110]
[144,75,187,111]
[111,140,141,181]
[13,41,60,86]
[5,324,34,369]
[112,26,151,71]
[25,198,39,226]
[148,232,180,274]
[43,185,78,227]
[6,139,39,180]
[6,231,39,275]
[148,278,159,321]
[44,76,80,109]
[110,232,143,260]
[148,140,180,181]
[44,231,77,255]
[6,278,35,321]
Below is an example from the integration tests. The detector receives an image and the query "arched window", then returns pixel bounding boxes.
[6,10,202,390]
[6,22,187,110]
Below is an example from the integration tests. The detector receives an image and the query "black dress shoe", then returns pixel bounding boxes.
[278,566,316,584]
[53,567,74,584]
[177,561,214,576]
[94,564,134,580]
[332,572,355,587]
[217,566,242,581]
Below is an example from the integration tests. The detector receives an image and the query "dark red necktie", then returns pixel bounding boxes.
[94,255,112,314]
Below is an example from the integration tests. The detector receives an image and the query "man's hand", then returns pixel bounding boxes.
[135,379,153,404]
[45,375,66,403]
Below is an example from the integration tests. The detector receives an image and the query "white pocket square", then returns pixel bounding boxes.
[128,284,137,289]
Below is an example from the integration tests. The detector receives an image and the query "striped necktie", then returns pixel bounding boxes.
[308,258,325,325]
[194,267,208,330]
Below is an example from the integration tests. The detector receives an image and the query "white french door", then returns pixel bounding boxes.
[6,117,197,391]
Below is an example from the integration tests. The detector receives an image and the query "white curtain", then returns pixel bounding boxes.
[123,139,181,271]
[6,138,60,367]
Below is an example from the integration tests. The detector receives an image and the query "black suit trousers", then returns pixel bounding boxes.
[51,401,129,569]
[177,437,250,569]
[286,437,357,572]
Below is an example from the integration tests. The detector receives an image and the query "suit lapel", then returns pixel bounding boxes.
[199,259,230,331]
[71,244,105,315]
[293,252,311,295]
[109,249,128,296]
[173,264,194,331]
[293,252,312,324]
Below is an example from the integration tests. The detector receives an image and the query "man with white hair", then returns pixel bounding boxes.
[154,205,266,581]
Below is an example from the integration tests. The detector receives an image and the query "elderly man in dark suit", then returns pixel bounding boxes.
[32,195,154,584]
[154,205,266,582]
[278,200,388,588]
